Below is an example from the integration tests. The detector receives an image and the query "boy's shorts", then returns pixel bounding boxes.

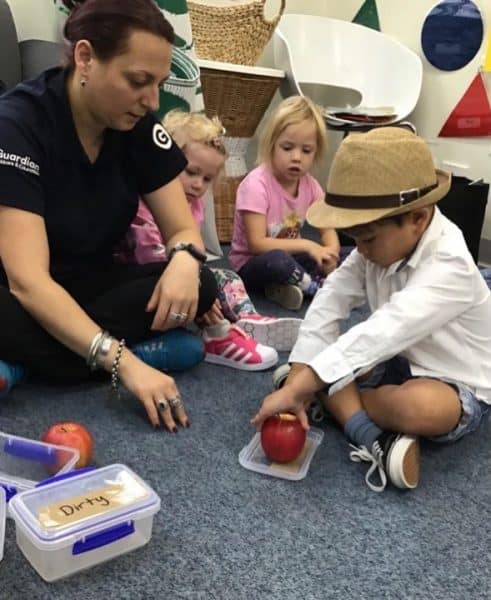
[358,356,490,443]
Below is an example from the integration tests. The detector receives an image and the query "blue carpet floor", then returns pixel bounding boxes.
[1,263,491,599]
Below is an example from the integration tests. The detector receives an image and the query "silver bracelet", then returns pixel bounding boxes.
[87,331,104,370]
[95,332,114,370]
[87,330,113,371]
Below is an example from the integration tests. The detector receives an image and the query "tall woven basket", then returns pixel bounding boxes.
[199,63,283,138]
[188,0,286,66]
[199,62,284,241]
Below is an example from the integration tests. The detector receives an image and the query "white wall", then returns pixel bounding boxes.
[257,0,491,260]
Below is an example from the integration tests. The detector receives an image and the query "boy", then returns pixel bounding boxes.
[251,127,491,492]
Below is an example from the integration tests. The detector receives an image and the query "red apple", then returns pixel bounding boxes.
[260,413,306,463]
[42,422,94,469]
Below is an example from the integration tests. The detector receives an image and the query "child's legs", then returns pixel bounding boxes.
[212,268,257,322]
[359,379,461,437]
[239,249,305,292]
[320,378,461,438]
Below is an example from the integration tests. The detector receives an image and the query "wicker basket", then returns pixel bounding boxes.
[199,62,284,239]
[188,0,285,66]
[213,175,244,242]
[199,62,283,137]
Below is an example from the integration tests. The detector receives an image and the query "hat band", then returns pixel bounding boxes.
[326,182,438,209]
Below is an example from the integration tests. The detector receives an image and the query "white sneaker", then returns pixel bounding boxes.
[236,315,301,351]
[349,433,420,492]
[265,283,303,310]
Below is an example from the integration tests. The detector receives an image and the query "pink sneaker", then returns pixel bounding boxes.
[203,325,278,371]
[235,315,302,352]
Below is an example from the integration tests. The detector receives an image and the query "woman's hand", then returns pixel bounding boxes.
[119,350,190,431]
[146,252,200,331]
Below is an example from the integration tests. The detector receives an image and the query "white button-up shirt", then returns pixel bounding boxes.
[290,208,491,402]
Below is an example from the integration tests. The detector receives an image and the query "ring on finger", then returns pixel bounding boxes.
[169,311,183,322]
[157,398,169,411]
[169,393,183,410]
[179,312,188,320]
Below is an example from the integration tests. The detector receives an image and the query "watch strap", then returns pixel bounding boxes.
[168,243,206,264]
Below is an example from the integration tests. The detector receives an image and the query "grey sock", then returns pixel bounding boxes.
[204,319,230,339]
[344,410,383,450]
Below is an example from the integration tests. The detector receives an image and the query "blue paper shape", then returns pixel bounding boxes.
[421,0,483,71]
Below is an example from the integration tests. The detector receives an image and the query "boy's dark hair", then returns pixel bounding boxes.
[341,207,434,240]
[381,214,406,226]
[63,0,174,70]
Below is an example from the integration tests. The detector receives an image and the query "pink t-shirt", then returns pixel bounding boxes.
[114,197,205,264]
[229,164,324,271]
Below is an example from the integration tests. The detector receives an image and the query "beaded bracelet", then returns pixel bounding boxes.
[111,338,126,395]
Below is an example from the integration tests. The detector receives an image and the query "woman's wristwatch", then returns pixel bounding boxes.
[168,242,207,264]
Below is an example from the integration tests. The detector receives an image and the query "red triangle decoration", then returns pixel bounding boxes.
[439,73,491,137]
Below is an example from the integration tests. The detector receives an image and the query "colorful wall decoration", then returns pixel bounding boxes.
[439,73,491,136]
[421,0,483,71]
[431,1,491,137]
[352,0,380,31]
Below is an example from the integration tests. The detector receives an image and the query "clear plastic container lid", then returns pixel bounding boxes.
[0,486,6,562]
[239,426,324,481]
[0,431,80,496]
[9,464,160,544]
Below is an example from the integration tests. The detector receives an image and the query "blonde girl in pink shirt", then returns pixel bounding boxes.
[230,96,340,310]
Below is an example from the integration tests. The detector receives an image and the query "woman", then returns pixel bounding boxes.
[0,0,217,431]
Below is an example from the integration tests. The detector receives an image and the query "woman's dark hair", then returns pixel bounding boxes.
[62,0,175,70]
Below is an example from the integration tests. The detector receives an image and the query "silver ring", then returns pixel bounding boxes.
[179,312,188,320]
[169,393,183,410]
[169,311,183,321]
[157,399,169,411]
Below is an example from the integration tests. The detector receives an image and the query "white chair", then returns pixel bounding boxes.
[273,14,423,127]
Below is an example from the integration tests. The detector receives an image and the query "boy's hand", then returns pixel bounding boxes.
[251,386,311,431]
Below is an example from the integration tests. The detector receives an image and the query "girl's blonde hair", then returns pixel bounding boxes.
[162,109,226,157]
[257,95,327,167]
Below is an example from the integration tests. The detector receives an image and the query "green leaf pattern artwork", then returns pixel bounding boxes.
[53,0,203,115]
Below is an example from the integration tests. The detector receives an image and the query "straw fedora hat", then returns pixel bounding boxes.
[307,127,451,230]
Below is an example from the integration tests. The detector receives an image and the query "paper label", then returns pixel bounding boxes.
[37,481,148,528]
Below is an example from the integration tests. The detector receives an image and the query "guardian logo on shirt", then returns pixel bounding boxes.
[0,148,40,176]
[152,123,172,150]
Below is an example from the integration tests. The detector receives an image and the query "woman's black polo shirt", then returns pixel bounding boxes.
[0,67,187,283]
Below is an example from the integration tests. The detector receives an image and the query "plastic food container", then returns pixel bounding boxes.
[239,427,324,481]
[0,486,6,562]
[0,431,80,503]
[9,464,161,581]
